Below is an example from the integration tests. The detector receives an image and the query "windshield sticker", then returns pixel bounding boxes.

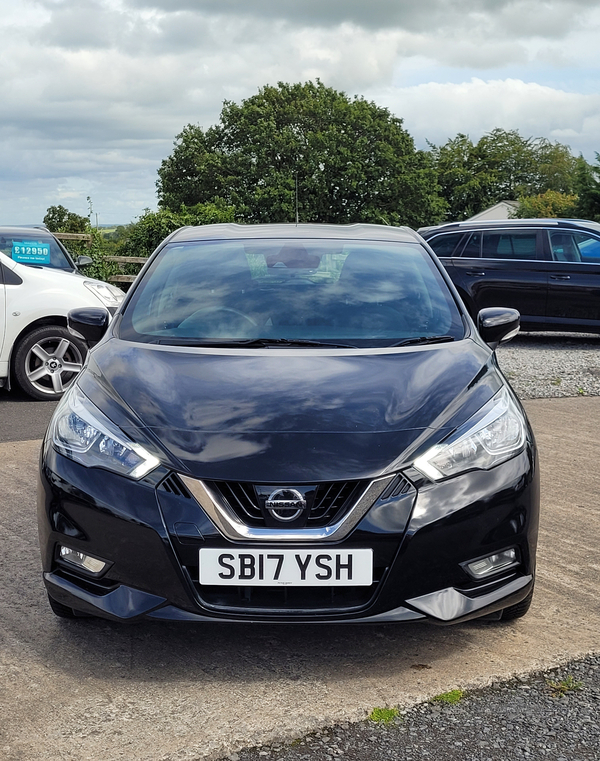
[12,241,51,265]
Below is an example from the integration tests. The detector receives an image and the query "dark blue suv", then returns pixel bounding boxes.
[420,218,600,334]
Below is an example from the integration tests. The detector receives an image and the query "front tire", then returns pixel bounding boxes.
[13,325,87,400]
[499,587,534,621]
[47,594,80,619]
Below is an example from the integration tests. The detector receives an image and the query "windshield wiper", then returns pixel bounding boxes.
[219,338,358,349]
[389,335,456,348]
[149,337,358,348]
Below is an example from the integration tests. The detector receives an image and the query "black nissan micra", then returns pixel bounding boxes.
[38,224,539,625]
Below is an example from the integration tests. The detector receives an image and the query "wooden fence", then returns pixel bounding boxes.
[104,256,149,284]
[54,232,93,247]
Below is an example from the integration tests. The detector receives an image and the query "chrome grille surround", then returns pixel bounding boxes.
[180,473,397,542]
[205,479,363,528]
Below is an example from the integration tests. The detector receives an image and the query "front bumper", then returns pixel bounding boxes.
[38,441,539,625]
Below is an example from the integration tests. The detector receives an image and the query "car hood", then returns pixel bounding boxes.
[7,255,99,292]
[78,339,501,482]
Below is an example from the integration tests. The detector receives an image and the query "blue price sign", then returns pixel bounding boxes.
[12,241,51,265]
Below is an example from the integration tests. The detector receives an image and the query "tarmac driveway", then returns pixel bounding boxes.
[0,397,599,760]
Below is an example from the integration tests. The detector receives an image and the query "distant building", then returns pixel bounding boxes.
[467,201,520,221]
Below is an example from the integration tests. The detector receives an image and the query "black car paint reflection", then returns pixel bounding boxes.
[38,223,538,625]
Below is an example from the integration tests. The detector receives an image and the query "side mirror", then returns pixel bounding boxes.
[477,307,520,349]
[68,307,110,347]
[76,255,93,267]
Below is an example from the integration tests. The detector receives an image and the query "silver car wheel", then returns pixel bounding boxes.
[24,336,84,396]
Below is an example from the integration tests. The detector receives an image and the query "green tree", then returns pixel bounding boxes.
[157,81,446,228]
[534,140,579,194]
[428,133,497,221]
[513,190,578,219]
[430,129,579,221]
[43,204,118,282]
[574,155,600,221]
[118,202,236,260]
[43,204,90,233]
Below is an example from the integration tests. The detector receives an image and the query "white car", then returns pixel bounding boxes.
[0,226,125,400]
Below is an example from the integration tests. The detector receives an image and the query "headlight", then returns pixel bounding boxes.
[51,385,160,479]
[413,386,526,481]
[84,281,125,309]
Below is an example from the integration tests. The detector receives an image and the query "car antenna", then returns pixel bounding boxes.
[295,173,299,226]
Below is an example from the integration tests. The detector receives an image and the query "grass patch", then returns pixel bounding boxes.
[546,675,583,698]
[368,707,399,725]
[431,689,464,705]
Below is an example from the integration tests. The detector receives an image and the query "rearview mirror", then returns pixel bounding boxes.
[68,307,110,347]
[75,255,93,267]
[477,307,520,349]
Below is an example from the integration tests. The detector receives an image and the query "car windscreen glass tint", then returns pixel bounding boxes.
[120,239,465,347]
[0,233,73,269]
[482,232,538,260]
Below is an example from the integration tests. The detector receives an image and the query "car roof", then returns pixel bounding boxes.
[167,223,422,244]
[418,218,600,236]
[0,226,54,237]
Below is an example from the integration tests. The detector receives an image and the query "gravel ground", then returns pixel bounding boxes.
[496,332,600,399]
[218,332,600,761]
[223,657,600,761]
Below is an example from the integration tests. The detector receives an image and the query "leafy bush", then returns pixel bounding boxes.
[117,202,236,260]
[43,204,118,283]
[513,190,578,219]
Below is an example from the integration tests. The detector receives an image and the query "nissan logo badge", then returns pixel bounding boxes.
[265,488,306,522]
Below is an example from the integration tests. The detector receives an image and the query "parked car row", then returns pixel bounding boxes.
[0,226,124,399]
[10,216,594,628]
[7,217,599,403]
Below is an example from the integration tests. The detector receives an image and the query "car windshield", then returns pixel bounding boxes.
[0,231,74,270]
[119,238,465,347]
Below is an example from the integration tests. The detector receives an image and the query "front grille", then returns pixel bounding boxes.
[206,479,367,528]
[185,565,386,613]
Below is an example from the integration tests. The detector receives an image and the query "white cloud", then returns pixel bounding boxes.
[373,78,600,158]
[0,0,599,224]
[125,0,600,37]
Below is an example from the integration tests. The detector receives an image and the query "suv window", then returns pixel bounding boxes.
[549,231,600,263]
[481,232,538,260]
[426,232,465,257]
[460,232,482,257]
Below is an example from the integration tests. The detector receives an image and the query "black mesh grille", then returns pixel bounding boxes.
[160,475,192,499]
[205,479,366,528]
[197,584,377,612]
[378,474,412,501]
[216,482,262,523]
[309,481,358,522]
[186,566,386,613]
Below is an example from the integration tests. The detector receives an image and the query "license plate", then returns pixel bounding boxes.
[199,548,373,586]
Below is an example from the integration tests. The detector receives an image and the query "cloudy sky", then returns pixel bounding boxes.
[1,0,600,225]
